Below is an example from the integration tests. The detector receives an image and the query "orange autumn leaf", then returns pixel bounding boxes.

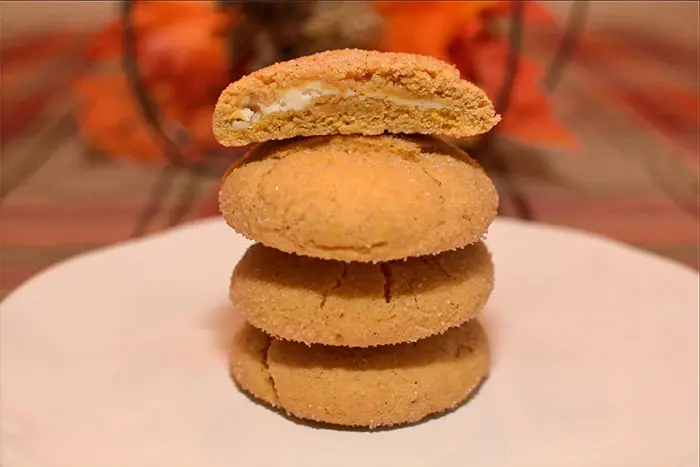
[81,0,233,98]
[377,1,578,150]
[75,0,237,163]
[75,73,216,164]
[374,1,500,60]
[72,74,161,162]
[131,1,217,29]
[470,38,578,149]
[84,1,223,63]
[139,14,231,108]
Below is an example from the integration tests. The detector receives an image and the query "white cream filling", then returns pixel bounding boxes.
[230,82,450,129]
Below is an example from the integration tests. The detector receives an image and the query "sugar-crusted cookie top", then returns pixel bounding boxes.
[230,316,490,428]
[217,49,464,104]
[231,241,494,347]
[212,49,500,146]
[218,134,498,262]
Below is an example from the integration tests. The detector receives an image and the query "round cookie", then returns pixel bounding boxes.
[229,317,490,429]
[230,241,494,347]
[212,49,500,147]
[228,312,279,408]
[218,134,499,263]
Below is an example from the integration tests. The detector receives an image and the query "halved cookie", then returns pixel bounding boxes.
[213,49,500,146]
[230,241,494,347]
[218,134,498,262]
[229,316,490,429]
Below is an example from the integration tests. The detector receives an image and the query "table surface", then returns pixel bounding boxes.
[1,27,698,301]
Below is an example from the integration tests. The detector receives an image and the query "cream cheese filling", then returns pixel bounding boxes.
[230,82,451,129]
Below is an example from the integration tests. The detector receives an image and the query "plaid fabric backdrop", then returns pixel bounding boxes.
[1,26,698,301]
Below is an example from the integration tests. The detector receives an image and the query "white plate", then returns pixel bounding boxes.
[1,218,698,467]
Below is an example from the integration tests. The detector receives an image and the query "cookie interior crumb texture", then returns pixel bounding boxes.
[212,49,500,146]
[218,134,499,262]
[230,241,494,347]
[229,316,490,429]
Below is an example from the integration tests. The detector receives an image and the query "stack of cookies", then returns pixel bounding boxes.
[212,49,501,429]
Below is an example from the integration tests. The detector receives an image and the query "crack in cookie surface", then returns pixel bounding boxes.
[320,264,348,309]
[260,319,490,429]
[230,241,494,347]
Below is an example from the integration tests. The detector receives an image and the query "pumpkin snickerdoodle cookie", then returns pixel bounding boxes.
[218,134,498,263]
[229,241,494,347]
[217,49,501,429]
[229,312,490,429]
[212,49,500,146]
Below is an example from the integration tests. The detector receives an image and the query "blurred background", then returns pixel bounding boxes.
[1,0,698,299]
